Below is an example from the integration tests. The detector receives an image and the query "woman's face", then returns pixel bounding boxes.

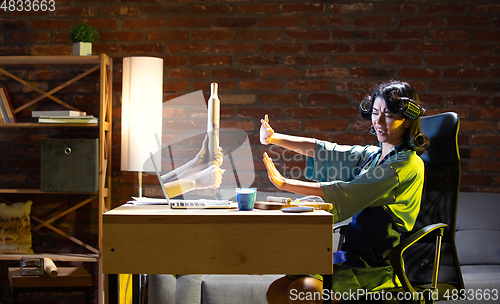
[371,96,410,147]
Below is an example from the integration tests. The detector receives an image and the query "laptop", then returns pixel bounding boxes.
[150,152,231,209]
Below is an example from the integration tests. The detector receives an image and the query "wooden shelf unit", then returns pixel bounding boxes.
[0,54,113,304]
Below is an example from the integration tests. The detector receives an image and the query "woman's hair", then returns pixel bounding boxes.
[359,80,429,155]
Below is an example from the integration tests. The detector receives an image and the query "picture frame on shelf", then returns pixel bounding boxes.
[0,85,16,123]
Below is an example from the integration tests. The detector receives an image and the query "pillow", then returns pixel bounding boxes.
[0,200,34,254]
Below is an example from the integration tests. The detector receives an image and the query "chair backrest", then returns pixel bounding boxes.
[403,112,465,289]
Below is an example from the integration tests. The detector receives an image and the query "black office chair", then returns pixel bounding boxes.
[339,112,464,304]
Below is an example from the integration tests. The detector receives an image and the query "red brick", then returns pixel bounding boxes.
[335,81,379,92]
[213,68,255,79]
[285,30,329,40]
[460,174,491,185]
[461,121,495,132]
[93,43,119,55]
[470,4,500,14]
[190,56,232,66]
[474,82,500,92]
[147,31,189,41]
[429,30,469,41]
[237,4,279,14]
[333,55,372,64]
[29,70,71,80]
[261,16,303,27]
[473,31,500,41]
[382,31,423,40]
[447,96,488,106]
[428,81,469,91]
[85,19,119,29]
[214,43,257,53]
[469,148,492,159]
[240,81,283,91]
[54,7,89,17]
[239,30,281,40]
[261,43,303,54]
[102,31,144,41]
[122,44,164,54]
[400,17,444,27]
[448,16,489,27]
[260,94,302,104]
[475,108,500,119]
[331,3,373,14]
[307,94,349,105]
[308,43,350,53]
[425,55,468,66]
[161,56,188,66]
[489,69,500,78]
[191,5,232,14]
[471,56,500,66]
[449,43,491,53]
[220,120,255,131]
[472,134,500,145]
[379,55,421,66]
[0,20,26,30]
[30,20,72,30]
[166,69,209,79]
[124,19,164,29]
[169,18,211,28]
[400,43,444,53]
[31,45,72,56]
[469,162,500,172]
[331,107,361,118]
[193,30,235,41]
[214,18,257,28]
[168,43,211,53]
[260,68,302,79]
[306,16,349,27]
[443,69,486,79]
[354,17,395,27]
[398,68,439,79]
[100,6,142,15]
[285,56,328,65]
[237,107,280,118]
[282,3,325,13]
[284,107,327,118]
[305,120,348,132]
[379,4,418,13]
[353,42,396,53]
[238,56,281,66]
[305,68,348,78]
[11,32,50,43]
[288,80,331,91]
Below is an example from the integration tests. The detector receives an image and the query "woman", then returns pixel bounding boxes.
[261,80,429,303]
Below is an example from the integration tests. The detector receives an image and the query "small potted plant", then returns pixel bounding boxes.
[69,21,98,56]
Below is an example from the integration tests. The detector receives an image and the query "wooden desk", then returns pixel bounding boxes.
[102,204,334,302]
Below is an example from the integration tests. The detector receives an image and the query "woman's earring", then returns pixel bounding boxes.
[370,125,376,135]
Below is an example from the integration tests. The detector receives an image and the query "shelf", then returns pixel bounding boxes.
[0,56,102,65]
[0,189,101,194]
[0,253,98,262]
[0,123,98,128]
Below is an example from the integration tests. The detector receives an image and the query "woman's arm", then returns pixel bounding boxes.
[260,115,316,158]
[263,152,323,198]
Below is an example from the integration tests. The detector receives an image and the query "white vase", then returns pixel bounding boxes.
[72,42,92,56]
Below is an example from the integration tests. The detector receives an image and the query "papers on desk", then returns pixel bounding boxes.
[127,197,170,205]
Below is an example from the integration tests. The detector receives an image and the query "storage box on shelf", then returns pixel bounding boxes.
[0,55,113,304]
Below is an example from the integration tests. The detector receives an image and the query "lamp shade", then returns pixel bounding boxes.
[121,57,163,172]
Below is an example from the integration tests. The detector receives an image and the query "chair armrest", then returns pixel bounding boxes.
[389,223,447,295]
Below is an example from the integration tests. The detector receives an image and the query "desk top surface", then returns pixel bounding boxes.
[104,203,333,225]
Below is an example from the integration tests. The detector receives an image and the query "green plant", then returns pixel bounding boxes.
[69,21,98,43]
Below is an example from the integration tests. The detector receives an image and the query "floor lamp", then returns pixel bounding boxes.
[121,56,163,197]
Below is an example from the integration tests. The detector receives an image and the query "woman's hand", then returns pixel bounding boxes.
[192,165,225,190]
[263,152,286,190]
[194,135,224,166]
[260,114,275,145]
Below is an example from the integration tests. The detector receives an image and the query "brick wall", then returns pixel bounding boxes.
[1,2,499,203]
